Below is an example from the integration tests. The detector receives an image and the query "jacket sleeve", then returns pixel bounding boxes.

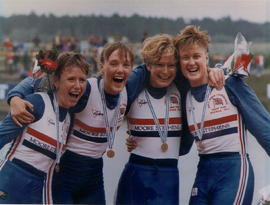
[126,64,150,113]
[179,90,194,156]
[7,77,42,104]
[225,76,270,156]
[0,94,44,149]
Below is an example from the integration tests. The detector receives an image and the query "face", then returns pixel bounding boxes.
[147,53,177,88]
[100,49,132,95]
[54,66,87,108]
[179,44,209,87]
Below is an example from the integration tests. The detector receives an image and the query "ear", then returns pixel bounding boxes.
[53,76,59,90]
[99,63,104,75]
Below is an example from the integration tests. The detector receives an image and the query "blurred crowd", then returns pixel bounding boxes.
[0,35,265,79]
[0,35,143,79]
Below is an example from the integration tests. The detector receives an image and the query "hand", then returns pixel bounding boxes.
[208,67,225,90]
[9,96,35,127]
[126,137,137,152]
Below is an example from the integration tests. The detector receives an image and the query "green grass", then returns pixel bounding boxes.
[245,74,270,112]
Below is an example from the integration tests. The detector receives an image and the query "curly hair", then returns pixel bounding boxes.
[141,34,177,65]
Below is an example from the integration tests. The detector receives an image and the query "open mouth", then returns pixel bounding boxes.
[113,77,124,83]
[69,93,80,99]
[158,75,172,81]
[188,68,198,73]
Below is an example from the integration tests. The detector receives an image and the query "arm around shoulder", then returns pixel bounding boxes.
[126,64,150,105]
[7,77,42,104]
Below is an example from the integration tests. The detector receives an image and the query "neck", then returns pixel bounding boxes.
[190,76,208,87]
[54,92,64,108]
[147,84,167,99]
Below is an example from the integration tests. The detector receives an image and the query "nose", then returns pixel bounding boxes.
[162,65,169,73]
[188,58,195,65]
[116,65,125,73]
[74,79,81,89]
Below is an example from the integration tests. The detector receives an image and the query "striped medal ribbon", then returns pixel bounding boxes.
[189,85,212,150]
[145,90,169,152]
[53,92,65,172]
[99,79,121,158]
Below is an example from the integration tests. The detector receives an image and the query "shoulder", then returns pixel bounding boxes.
[225,76,247,88]
[24,93,45,105]
[225,76,254,97]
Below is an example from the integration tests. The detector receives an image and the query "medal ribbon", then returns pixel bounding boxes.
[189,85,212,141]
[99,79,121,150]
[53,92,65,165]
[144,90,169,144]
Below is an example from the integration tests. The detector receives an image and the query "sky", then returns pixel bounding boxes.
[1,0,270,23]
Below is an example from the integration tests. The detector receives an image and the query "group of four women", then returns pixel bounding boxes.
[0,25,269,205]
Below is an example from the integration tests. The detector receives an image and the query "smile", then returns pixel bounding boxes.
[188,67,199,72]
[158,75,172,80]
[113,77,124,83]
[69,93,80,99]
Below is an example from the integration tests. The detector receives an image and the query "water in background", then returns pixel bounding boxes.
[0,122,269,205]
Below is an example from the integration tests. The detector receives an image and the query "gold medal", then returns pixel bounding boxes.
[161,143,168,152]
[55,164,60,173]
[107,149,115,158]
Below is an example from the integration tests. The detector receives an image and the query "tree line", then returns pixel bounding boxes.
[0,12,270,43]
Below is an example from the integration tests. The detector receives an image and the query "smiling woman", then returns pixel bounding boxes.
[174,25,270,205]
[115,34,182,205]
[53,52,89,108]
[0,51,89,204]
[99,42,134,95]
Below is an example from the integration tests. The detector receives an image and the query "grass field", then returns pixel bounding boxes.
[245,73,270,111]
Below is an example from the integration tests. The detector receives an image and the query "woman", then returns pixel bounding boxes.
[53,42,136,204]
[115,34,182,205]
[175,25,270,205]
[0,51,89,204]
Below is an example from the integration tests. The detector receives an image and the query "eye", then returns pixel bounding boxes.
[168,64,176,69]
[181,56,189,61]
[109,60,119,67]
[67,77,75,82]
[193,54,201,59]
[79,78,86,83]
[123,63,132,69]
[154,63,163,68]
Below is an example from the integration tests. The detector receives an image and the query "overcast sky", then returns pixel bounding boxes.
[1,0,270,23]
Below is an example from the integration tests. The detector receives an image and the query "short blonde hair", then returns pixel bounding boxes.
[141,34,177,65]
[174,25,210,52]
